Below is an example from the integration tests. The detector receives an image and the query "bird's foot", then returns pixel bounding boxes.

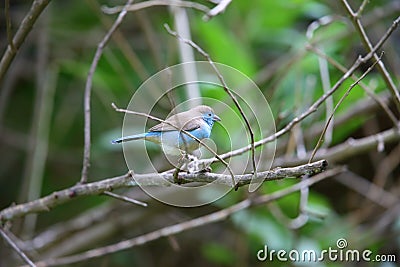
[173,167,183,185]
[198,166,212,173]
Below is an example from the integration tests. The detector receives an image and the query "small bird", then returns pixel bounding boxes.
[112,105,221,156]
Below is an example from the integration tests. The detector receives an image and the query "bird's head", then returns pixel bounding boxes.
[192,105,221,125]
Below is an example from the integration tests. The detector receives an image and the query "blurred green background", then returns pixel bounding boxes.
[0,0,399,266]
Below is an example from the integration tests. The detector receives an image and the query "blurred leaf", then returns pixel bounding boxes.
[192,18,256,76]
[201,242,236,266]
[232,210,292,250]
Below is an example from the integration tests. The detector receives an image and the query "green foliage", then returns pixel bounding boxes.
[1,0,399,266]
[201,242,237,266]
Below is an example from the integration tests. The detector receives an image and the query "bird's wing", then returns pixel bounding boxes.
[149,112,201,132]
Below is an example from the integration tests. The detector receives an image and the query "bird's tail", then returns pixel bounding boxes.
[111,133,147,144]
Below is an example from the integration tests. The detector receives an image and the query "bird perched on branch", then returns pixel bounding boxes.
[112,105,221,157]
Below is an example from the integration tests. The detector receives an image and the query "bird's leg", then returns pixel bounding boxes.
[199,166,212,173]
[173,167,181,185]
[173,156,185,185]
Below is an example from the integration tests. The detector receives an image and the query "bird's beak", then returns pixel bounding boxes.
[213,114,221,122]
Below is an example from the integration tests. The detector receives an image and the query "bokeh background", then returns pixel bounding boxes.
[1,0,399,266]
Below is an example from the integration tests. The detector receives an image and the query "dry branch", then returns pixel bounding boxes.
[0,228,36,267]
[80,0,134,183]
[102,0,210,14]
[0,160,327,223]
[340,1,400,113]
[0,0,51,83]
[28,167,342,267]
[273,127,400,167]
[199,15,400,166]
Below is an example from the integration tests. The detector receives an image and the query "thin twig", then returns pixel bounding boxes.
[0,0,51,83]
[102,0,210,14]
[318,51,334,147]
[273,127,400,167]
[5,0,16,53]
[87,0,150,82]
[291,176,310,229]
[30,167,342,267]
[336,172,398,209]
[0,161,328,223]
[80,0,134,184]
[164,23,257,190]
[341,0,400,113]
[308,52,383,163]
[356,0,369,17]
[103,191,147,207]
[23,204,115,252]
[307,45,398,127]
[280,92,392,158]
[373,143,400,187]
[203,0,233,20]
[0,227,36,267]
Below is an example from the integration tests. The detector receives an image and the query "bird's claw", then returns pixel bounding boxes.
[199,166,212,173]
[173,167,182,185]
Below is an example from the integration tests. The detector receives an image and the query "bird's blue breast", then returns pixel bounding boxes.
[144,121,212,154]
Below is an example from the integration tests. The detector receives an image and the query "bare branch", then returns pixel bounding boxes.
[102,0,210,14]
[103,191,147,207]
[356,0,369,17]
[274,127,400,167]
[309,52,383,163]
[30,166,341,267]
[341,0,400,113]
[0,160,328,223]
[80,0,134,184]
[307,45,398,127]
[336,171,398,208]
[0,227,36,267]
[200,16,400,165]
[0,0,51,83]
[204,0,233,20]
[4,0,16,53]
[87,0,150,82]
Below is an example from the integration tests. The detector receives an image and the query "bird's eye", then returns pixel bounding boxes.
[208,113,212,116]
